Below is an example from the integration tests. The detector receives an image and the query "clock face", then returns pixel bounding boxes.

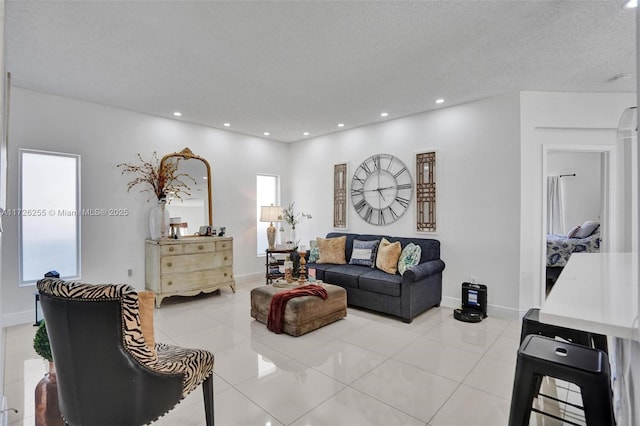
[351,154,413,225]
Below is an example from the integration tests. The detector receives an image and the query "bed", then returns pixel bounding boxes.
[546,230,601,268]
[545,225,600,293]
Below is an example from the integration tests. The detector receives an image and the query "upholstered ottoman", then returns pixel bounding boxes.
[250,282,347,336]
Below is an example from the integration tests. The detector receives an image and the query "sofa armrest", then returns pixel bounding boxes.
[403,259,445,282]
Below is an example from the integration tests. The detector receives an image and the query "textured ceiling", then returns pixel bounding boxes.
[5,1,637,143]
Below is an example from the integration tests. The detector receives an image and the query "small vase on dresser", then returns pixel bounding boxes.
[149,196,170,239]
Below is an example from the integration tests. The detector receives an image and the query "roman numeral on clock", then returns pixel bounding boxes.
[354,198,367,212]
[393,167,407,179]
[395,196,410,208]
[372,155,381,171]
[364,207,373,222]
[385,206,399,221]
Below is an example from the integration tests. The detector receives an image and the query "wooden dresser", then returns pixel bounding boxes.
[145,236,235,307]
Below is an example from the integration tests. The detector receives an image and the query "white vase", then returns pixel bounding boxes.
[290,227,296,248]
[149,199,170,239]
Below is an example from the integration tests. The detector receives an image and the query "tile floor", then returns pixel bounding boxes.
[3,277,586,425]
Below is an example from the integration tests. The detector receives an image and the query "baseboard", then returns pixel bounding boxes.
[441,296,520,321]
[1,310,34,328]
[233,272,262,284]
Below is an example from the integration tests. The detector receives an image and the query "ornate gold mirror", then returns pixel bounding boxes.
[160,148,212,234]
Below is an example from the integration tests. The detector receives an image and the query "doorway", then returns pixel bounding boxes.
[540,144,618,302]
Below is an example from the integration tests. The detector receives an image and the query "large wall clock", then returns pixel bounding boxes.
[351,153,413,225]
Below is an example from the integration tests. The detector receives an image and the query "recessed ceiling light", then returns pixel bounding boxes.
[263,132,270,136]
[303,132,310,136]
[435,99,445,104]
[624,0,637,8]
[223,122,231,127]
[173,111,182,117]
[337,123,345,127]
[380,112,388,117]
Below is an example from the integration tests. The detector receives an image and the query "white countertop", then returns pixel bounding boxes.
[539,253,639,340]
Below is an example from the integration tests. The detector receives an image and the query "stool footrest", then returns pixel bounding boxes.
[508,335,614,426]
[531,408,582,426]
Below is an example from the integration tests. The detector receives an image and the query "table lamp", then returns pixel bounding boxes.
[260,205,282,250]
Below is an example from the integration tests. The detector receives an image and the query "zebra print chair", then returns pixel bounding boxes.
[37,278,215,426]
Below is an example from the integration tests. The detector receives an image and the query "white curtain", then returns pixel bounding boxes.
[547,176,565,235]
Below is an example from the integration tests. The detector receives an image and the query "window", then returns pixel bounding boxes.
[256,174,279,255]
[19,150,80,284]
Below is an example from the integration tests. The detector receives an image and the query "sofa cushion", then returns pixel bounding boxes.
[308,239,320,263]
[375,238,402,274]
[398,243,422,275]
[309,263,339,281]
[326,232,382,263]
[349,239,380,267]
[387,236,440,263]
[317,236,347,264]
[324,264,371,289]
[359,270,402,297]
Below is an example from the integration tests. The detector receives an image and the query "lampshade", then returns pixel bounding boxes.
[260,205,282,223]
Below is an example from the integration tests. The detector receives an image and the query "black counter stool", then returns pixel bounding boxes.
[520,308,608,354]
[508,334,614,426]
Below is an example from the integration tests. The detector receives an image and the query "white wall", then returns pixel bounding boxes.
[547,151,602,231]
[289,93,523,317]
[519,91,636,311]
[1,87,289,325]
[0,0,6,401]
[2,88,635,325]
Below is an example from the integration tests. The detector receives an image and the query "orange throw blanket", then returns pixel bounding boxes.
[267,284,328,334]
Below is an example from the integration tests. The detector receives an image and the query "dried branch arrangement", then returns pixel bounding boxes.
[117,152,196,201]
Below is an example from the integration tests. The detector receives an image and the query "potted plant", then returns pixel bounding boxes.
[33,321,53,363]
[33,321,64,426]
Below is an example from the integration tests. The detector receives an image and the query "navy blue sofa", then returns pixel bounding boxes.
[307,232,445,323]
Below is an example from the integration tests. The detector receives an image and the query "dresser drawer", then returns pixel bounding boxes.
[160,244,184,256]
[183,241,217,254]
[160,251,232,273]
[216,250,233,267]
[215,240,232,251]
[161,267,234,292]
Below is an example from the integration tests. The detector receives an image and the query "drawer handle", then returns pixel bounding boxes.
[224,272,228,277]
[224,256,228,261]
[169,247,175,252]
[167,281,173,286]
[167,262,172,267]
[199,245,204,250]
[221,244,226,248]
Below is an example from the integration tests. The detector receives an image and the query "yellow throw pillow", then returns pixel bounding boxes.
[137,291,156,354]
[376,238,402,274]
[317,236,347,264]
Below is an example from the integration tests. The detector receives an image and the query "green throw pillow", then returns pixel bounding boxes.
[397,243,422,275]
[308,239,320,263]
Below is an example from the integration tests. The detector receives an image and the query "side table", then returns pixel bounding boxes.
[265,248,296,284]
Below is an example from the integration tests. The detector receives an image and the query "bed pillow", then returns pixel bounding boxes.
[574,221,599,238]
[317,236,347,264]
[398,243,422,275]
[308,239,320,263]
[349,239,380,267]
[375,238,402,274]
[566,226,581,238]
